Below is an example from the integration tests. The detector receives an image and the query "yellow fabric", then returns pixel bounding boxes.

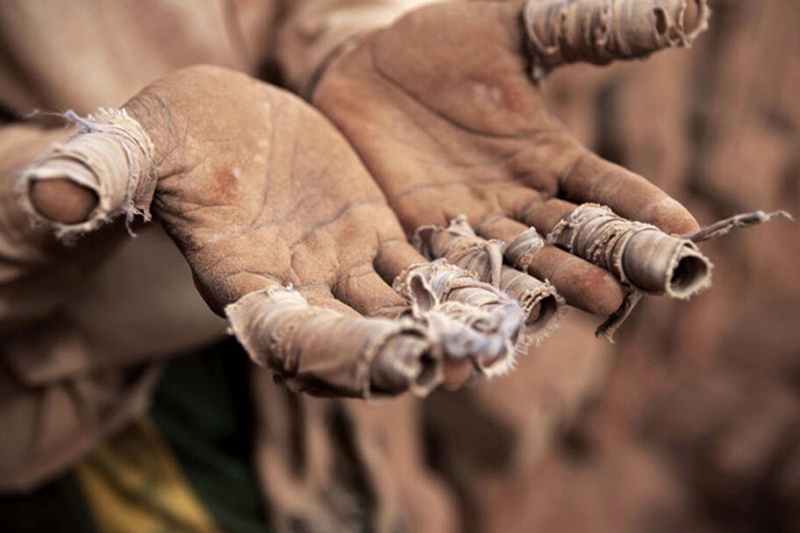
[76,417,221,533]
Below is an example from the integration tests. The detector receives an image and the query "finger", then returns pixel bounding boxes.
[477,215,626,315]
[28,179,98,225]
[414,217,565,343]
[379,239,526,376]
[517,197,713,297]
[521,0,710,80]
[441,358,477,391]
[495,184,547,224]
[518,197,577,235]
[499,267,563,341]
[298,285,361,317]
[546,204,712,298]
[18,109,156,237]
[333,263,409,319]
[374,238,429,283]
[226,285,444,398]
[557,148,700,235]
[393,260,525,375]
[275,285,494,394]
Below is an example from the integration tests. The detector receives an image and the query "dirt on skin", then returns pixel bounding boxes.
[425,1,800,532]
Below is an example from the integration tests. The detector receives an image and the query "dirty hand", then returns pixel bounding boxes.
[19,65,527,397]
[312,0,709,318]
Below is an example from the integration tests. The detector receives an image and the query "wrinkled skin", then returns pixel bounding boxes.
[27,65,523,392]
[313,0,702,316]
[127,66,411,316]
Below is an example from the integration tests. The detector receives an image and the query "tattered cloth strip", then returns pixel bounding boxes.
[16,108,156,238]
[415,217,565,352]
[523,0,711,81]
[687,210,793,243]
[226,287,439,398]
[394,260,525,378]
[548,204,712,298]
[548,203,791,339]
[227,262,525,399]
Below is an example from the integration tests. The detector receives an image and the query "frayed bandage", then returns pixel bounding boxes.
[548,203,790,339]
[226,262,527,399]
[226,287,441,398]
[548,203,712,299]
[523,0,710,81]
[415,218,565,351]
[395,260,526,378]
[17,108,156,238]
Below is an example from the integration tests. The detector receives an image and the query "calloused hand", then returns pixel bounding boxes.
[19,65,527,397]
[312,0,709,317]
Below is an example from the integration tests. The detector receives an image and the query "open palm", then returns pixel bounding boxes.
[313,0,708,316]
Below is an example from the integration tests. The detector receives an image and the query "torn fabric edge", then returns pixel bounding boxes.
[550,204,790,339]
[394,260,525,378]
[687,210,793,243]
[504,226,545,271]
[16,108,156,239]
[415,218,566,350]
[499,267,564,351]
[546,203,711,339]
[225,286,444,399]
[522,0,711,82]
[503,226,567,346]
[547,203,713,299]
[594,289,642,341]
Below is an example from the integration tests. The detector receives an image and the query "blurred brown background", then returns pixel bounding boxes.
[425,1,800,531]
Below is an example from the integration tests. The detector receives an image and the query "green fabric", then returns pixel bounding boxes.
[151,337,269,533]
[0,471,98,533]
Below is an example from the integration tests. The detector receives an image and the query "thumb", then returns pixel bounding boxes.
[19,108,156,237]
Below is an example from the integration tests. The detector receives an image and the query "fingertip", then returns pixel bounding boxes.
[29,178,98,225]
[636,196,701,236]
[442,358,475,390]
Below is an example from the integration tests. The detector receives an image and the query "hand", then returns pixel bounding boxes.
[20,65,526,397]
[312,0,708,317]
